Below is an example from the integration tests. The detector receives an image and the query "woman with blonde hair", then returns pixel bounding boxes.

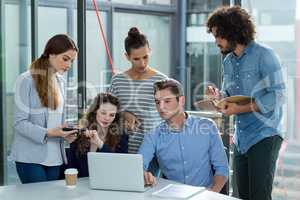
[10,34,78,183]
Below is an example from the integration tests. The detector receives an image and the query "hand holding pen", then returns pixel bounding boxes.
[205,85,221,101]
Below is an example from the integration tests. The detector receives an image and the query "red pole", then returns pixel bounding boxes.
[91,0,115,75]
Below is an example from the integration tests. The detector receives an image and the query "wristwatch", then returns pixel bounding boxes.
[43,134,48,143]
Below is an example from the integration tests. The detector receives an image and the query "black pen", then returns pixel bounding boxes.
[225,90,230,97]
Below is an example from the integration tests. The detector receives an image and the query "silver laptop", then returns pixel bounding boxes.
[87,152,148,192]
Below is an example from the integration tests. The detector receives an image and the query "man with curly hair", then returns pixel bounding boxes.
[205,6,285,200]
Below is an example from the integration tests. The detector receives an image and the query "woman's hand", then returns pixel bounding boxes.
[85,130,104,151]
[47,124,77,138]
[64,134,77,143]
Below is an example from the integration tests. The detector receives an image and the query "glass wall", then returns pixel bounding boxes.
[0,0,176,186]
[187,0,221,11]
[111,0,143,5]
[186,0,223,110]
[113,12,171,76]
[38,1,78,124]
[1,0,77,185]
[3,0,31,185]
[147,0,173,5]
[111,0,174,5]
[187,0,300,198]
[38,6,67,53]
[86,10,108,104]
[241,1,300,199]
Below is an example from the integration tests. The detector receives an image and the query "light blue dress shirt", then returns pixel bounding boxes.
[138,115,229,187]
[221,41,286,154]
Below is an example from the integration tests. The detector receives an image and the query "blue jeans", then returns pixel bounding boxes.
[16,162,61,184]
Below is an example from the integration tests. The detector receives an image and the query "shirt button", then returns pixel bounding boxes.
[236,75,239,78]
[236,86,239,89]
[184,161,187,164]
[236,63,239,66]
[185,176,189,179]
[182,146,185,150]
[248,74,250,77]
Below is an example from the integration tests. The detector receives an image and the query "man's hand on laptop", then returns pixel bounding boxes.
[144,171,156,187]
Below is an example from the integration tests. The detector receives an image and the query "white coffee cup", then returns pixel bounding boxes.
[64,168,78,188]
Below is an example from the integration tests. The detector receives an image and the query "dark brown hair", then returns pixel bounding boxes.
[124,27,149,55]
[154,78,184,101]
[30,34,78,109]
[206,6,255,46]
[74,93,124,157]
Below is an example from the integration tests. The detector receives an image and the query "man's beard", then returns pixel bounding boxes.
[220,41,236,55]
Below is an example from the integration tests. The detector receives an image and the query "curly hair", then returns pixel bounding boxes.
[206,6,255,46]
[73,93,124,157]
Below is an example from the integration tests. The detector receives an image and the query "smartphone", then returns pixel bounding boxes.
[62,127,85,135]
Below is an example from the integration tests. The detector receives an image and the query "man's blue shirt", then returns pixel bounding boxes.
[138,115,228,187]
[222,41,285,154]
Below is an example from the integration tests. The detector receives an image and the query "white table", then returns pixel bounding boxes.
[0,178,240,200]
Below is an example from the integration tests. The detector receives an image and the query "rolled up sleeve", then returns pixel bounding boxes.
[255,49,286,114]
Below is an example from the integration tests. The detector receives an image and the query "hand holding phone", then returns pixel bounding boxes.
[62,127,86,136]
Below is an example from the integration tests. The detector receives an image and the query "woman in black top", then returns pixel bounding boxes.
[67,93,129,177]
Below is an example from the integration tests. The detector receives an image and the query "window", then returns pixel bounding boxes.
[242,1,300,199]
[3,0,31,185]
[187,43,222,109]
[38,6,67,53]
[111,0,143,5]
[186,0,223,110]
[188,0,222,11]
[113,12,171,76]
[86,10,108,104]
[1,0,176,186]
[147,0,173,5]
[2,0,77,185]
[38,2,78,123]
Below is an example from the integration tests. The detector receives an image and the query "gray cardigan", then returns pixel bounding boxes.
[10,71,67,164]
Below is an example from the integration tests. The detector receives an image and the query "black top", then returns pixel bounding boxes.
[66,134,128,177]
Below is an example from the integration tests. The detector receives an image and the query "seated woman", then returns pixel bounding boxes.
[67,93,129,177]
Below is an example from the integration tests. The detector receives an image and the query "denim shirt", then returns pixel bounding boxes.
[138,115,229,187]
[221,41,285,154]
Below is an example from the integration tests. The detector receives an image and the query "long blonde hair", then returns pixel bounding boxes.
[30,34,78,109]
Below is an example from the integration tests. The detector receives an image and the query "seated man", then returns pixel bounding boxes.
[138,78,229,193]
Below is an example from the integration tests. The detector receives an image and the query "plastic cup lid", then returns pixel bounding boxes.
[64,168,78,175]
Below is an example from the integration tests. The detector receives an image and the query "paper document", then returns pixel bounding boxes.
[151,184,205,199]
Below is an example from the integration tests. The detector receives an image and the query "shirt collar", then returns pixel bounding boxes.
[160,112,193,132]
[243,41,255,55]
[231,41,255,59]
[185,112,193,127]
